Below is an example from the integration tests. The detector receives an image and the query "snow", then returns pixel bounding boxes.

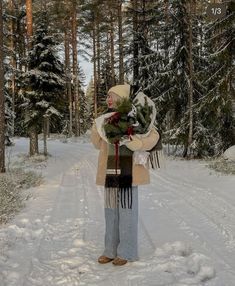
[223,145,235,162]
[0,136,235,285]
[36,100,49,108]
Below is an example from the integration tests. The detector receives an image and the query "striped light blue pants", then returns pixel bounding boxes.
[102,186,139,261]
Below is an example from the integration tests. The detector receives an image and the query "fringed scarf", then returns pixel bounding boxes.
[105,143,133,209]
[148,130,163,169]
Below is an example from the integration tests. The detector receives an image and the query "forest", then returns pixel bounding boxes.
[0,2,235,285]
[0,0,234,173]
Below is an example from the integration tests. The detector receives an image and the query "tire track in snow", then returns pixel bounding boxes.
[1,142,222,285]
[153,170,235,250]
[20,147,87,286]
[24,148,107,286]
[74,151,218,285]
[150,170,235,276]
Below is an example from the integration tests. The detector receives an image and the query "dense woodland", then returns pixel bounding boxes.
[0,0,234,173]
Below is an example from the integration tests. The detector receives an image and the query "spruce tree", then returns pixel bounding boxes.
[98,60,114,114]
[19,13,66,154]
[1,1,15,148]
[193,1,235,157]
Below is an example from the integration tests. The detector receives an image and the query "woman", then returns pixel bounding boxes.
[90,84,160,266]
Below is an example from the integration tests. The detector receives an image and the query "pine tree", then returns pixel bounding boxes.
[98,60,114,114]
[192,1,235,157]
[1,2,16,147]
[130,0,161,98]
[80,0,106,117]
[4,88,14,146]
[0,0,5,172]
[135,0,200,157]
[5,1,29,138]
[80,0,122,115]
[19,12,66,154]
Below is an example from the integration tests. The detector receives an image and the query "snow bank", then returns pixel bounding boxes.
[151,241,216,285]
[223,145,235,162]
[0,168,42,224]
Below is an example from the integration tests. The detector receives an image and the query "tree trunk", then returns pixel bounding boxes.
[106,33,111,92]
[164,0,169,21]
[183,143,188,158]
[26,0,33,49]
[29,125,39,156]
[65,18,73,137]
[164,0,169,59]
[118,0,124,84]
[109,11,115,86]
[92,15,97,118]
[71,0,80,136]
[43,117,47,156]
[187,0,194,158]
[46,116,50,138]
[132,0,139,84]
[0,0,5,173]
[26,0,39,156]
[10,0,16,137]
[96,20,101,101]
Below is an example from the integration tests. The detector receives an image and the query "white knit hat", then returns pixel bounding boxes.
[107,84,130,99]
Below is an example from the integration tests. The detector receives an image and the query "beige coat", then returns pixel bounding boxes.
[90,123,160,186]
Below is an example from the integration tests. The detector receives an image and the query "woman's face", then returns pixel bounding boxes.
[106,92,121,109]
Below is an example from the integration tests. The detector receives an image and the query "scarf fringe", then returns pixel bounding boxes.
[148,149,166,169]
[104,187,133,209]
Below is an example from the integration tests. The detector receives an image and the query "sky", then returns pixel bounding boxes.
[79,56,93,91]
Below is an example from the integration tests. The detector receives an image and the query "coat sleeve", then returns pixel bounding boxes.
[125,128,160,152]
[139,128,160,151]
[90,122,102,150]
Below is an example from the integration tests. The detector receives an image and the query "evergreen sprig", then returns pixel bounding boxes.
[103,98,133,144]
[103,97,153,144]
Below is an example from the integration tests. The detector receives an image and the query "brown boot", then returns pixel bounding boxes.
[98,255,114,264]
[112,257,128,266]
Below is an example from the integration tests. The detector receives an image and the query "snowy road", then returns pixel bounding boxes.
[0,137,235,286]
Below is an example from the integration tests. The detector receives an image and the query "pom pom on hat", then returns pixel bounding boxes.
[108,84,130,99]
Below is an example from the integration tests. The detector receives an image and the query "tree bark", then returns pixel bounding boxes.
[92,14,97,118]
[132,0,139,84]
[164,0,169,59]
[187,0,194,158]
[10,0,16,137]
[43,117,48,156]
[0,0,6,173]
[118,0,124,84]
[96,20,101,101]
[71,0,80,136]
[26,0,39,156]
[109,10,115,86]
[65,18,73,137]
[29,125,39,156]
[46,117,50,138]
[26,0,33,49]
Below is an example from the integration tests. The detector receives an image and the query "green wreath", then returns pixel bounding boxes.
[103,97,153,144]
